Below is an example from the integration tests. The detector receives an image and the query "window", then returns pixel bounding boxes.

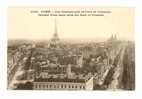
[83,86,85,89]
[61,85,63,88]
[72,85,74,88]
[46,85,48,88]
[50,85,52,88]
[39,85,41,88]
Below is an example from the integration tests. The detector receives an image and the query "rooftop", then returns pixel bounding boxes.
[34,75,92,83]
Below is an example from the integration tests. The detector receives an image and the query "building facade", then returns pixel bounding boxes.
[33,77,93,90]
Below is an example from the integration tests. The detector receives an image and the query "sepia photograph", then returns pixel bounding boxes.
[7,7,135,90]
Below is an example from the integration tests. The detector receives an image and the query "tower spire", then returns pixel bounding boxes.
[53,18,59,40]
[49,18,60,48]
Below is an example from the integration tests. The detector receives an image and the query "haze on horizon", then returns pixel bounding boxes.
[8,7,135,41]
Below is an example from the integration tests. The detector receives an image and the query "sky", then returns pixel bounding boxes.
[8,7,135,41]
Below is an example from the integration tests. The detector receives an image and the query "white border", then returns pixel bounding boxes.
[0,0,141,99]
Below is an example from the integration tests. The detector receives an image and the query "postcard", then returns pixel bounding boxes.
[7,7,135,90]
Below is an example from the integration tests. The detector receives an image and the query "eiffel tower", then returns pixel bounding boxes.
[49,19,60,48]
